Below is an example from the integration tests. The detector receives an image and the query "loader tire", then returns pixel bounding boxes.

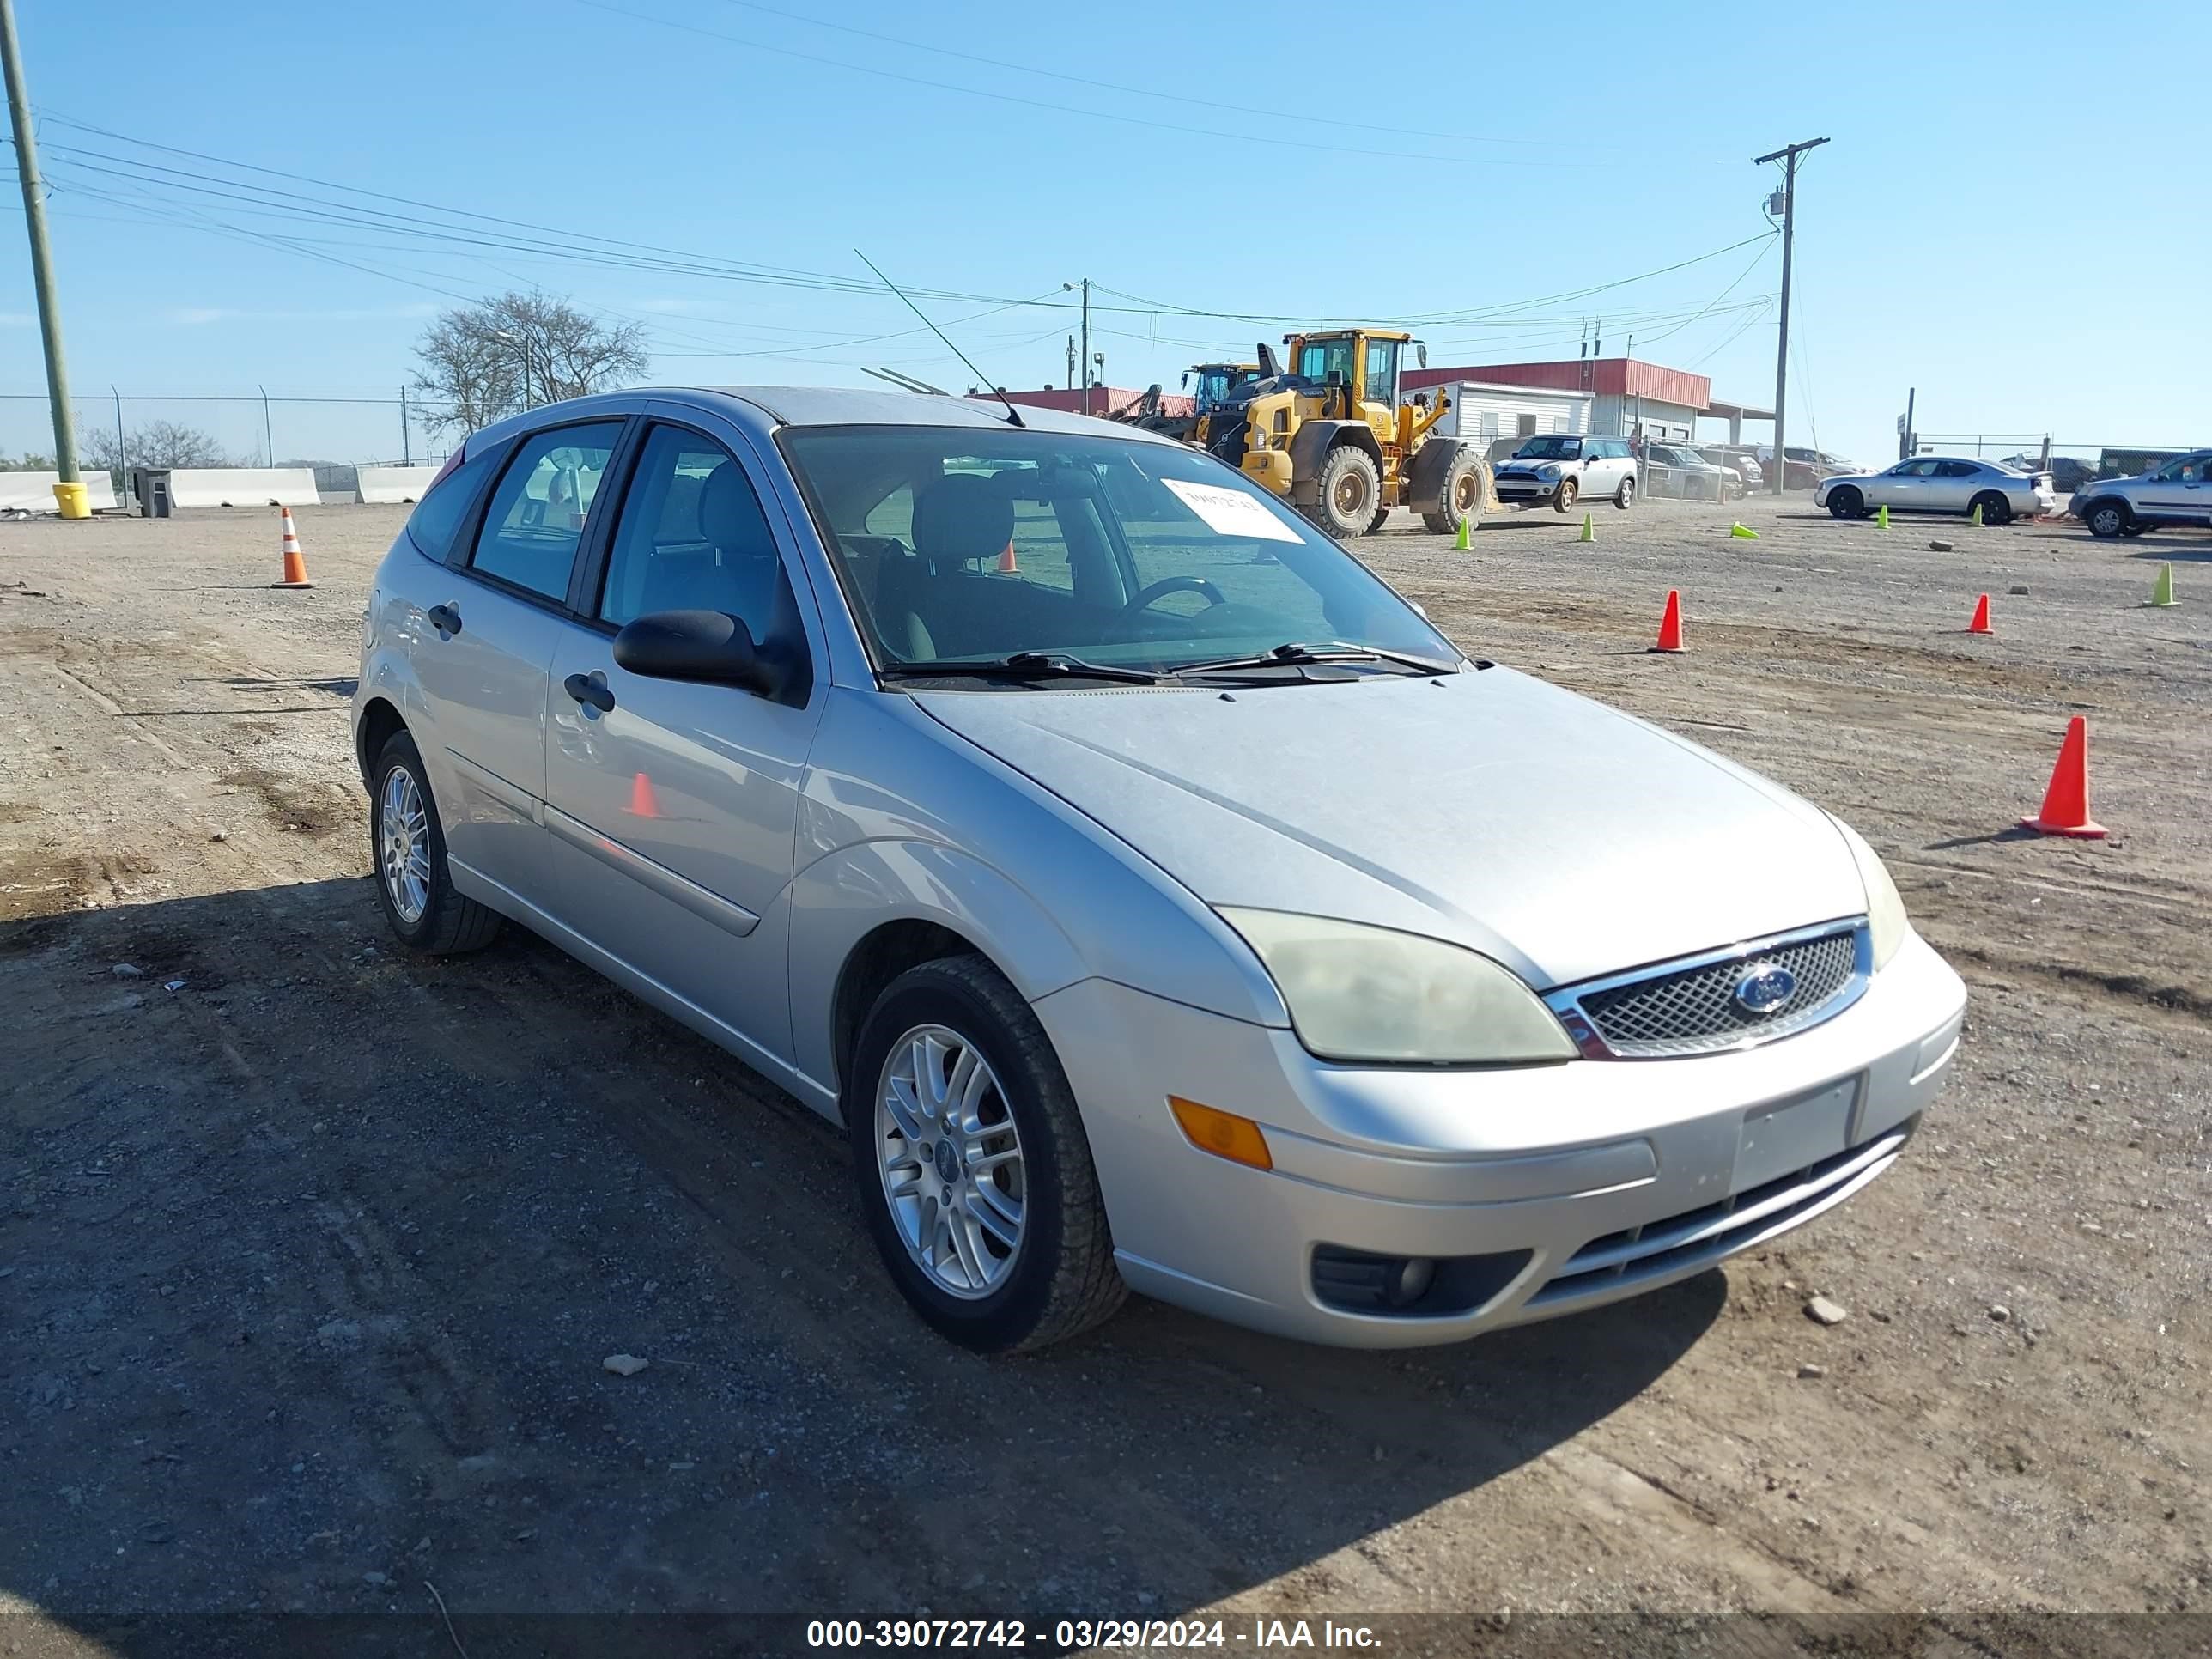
[1420,453,1485,536]
[1309,446,1380,540]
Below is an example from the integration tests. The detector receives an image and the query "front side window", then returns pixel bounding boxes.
[1295,337,1358,388]
[470,422,623,601]
[598,426,795,644]
[1363,338,1401,408]
[781,425,1455,679]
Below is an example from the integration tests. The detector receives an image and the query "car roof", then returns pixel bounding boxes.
[468,383,1185,453]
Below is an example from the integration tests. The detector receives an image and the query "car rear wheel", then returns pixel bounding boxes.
[1553,476,1579,513]
[1613,475,1635,510]
[846,955,1124,1352]
[1827,486,1864,520]
[369,731,502,955]
[2084,500,2130,538]
[1970,490,2013,526]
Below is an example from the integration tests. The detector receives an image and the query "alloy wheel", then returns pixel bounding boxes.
[875,1024,1027,1298]
[378,766,431,926]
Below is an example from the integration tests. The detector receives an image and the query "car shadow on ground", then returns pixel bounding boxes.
[3,878,1722,1641]
[2123,543,2212,562]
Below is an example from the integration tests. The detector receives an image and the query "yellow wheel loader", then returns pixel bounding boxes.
[1203,329,1491,539]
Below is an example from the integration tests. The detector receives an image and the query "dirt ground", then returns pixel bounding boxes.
[1,495,2207,1653]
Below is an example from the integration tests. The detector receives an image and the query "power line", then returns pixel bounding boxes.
[574,0,1614,171]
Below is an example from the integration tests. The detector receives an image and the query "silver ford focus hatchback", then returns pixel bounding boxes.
[353,386,1966,1352]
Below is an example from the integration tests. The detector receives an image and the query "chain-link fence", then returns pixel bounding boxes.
[1910,432,2206,493]
[0,392,459,502]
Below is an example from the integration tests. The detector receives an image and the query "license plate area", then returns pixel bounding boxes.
[1735,1076,1860,1191]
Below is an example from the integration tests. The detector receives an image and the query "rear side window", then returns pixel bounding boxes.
[468,422,624,602]
[404,445,502,562]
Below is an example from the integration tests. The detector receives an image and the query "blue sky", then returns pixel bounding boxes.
[3,0,2205,466]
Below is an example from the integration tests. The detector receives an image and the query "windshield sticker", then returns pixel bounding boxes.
[1160,477,1303,543]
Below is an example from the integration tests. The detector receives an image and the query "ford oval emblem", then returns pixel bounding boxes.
[1734,963,1796,1015]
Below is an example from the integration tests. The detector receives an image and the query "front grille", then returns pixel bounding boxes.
[1524,1121,1915,1313]
[1553,922,1865,1059]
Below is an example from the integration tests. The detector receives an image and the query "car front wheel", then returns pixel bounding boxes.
[1553,476,1579,512]
[2085,501,2130,538]
[369,730,502,955]
[847,955,1125,1352]
[1827,486,1864,520]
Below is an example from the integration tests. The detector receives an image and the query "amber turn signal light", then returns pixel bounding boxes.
[1167,1097,1273,1171]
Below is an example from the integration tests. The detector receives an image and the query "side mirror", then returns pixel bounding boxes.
[613,609,781,698]
[1415,343,1428,368]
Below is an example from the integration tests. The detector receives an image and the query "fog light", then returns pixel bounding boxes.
[1389,1256,1436,1307]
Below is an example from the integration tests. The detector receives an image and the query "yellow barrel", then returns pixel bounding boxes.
[52,481,90,520]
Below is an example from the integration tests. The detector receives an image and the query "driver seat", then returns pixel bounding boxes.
[873,474,1013,659]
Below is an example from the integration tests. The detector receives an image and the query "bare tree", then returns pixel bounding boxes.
[84,422,241,480]
[411,291,648,437]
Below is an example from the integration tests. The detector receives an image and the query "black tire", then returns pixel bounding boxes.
[1828,486,1864,520]
[1614,474,1636,511]
[1310,446,1380,539]
[2083,498,2130,538]
[368,730,502,955]
[1970,490,2014,526]
[2122,522,2151,538]
[1366,502,1393,535]
[844,955,1125,1353]
[1553,475,1579,513]
[1419,453,1484,535]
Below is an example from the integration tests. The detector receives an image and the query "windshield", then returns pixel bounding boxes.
[1513,434,1582,459]
[778,424,1457,680]
[1294,337,1358,388]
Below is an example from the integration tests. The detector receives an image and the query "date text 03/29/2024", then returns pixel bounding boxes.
[805,1618,1382,1650]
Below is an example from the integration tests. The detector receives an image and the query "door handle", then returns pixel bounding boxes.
[563,672,616,714]
[425,603,462,637]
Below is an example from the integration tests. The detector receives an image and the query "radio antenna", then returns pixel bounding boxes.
[855,249,1024,427]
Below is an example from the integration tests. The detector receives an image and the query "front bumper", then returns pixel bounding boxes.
[1493,473,1562,504]
[1034,930,1966,1348]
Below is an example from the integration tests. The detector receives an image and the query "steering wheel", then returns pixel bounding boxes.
[1123,575,1226,616]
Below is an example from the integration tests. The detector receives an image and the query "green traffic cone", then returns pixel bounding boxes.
[1875,503,1890,529]
[2146,562,2178,607]
[1729,521,1759,539]
[1455,514,1470,550]
[1577,512,1594,544]
[1969,501,1984,526]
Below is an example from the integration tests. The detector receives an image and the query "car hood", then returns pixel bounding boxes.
[1497,455,1573,472]
[913,669,1865,989]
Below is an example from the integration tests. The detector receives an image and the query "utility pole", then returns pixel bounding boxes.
[400,386,411,465]
[1754,136,1827,494]
[1066,278,1091,416]
[1,0,82,512]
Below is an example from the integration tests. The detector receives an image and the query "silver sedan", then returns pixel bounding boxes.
[1816,457,2057,523]
[354,386,1966,1352]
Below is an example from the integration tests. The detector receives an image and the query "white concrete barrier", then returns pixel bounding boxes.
[355,465,445,505]
[0,471,118,512]
[166,467,320,508]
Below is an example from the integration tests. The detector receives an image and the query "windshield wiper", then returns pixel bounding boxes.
[1165,641,1462,678]
[878,652,1163,685]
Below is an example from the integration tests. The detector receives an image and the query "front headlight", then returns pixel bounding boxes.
[1536,465,1559,480]
[1217,908,1577,1065]
[1831,817,1907,969]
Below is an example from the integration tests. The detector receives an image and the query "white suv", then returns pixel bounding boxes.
[1492,434,1640,511]
[2071,451,2212,538]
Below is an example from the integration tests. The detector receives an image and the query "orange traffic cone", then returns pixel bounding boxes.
[1650,589,1686,653]
[272,507,314,589]
[629,771,660,819]
[997,540,1018,574]
[2019,715,2106,839]
[1966,592,1992,635]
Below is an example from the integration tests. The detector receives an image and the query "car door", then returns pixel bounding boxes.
[1928,460,1983,512]
[410,417,627,908]
[2143,453,2212,523]
[1872,459,1934,510]
[539,410,828,1071]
